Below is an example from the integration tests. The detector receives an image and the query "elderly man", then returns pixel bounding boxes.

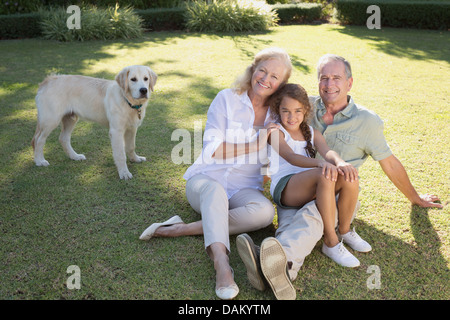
[236,54,442,300]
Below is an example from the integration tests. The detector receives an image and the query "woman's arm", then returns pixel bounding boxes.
[213,123,280,159]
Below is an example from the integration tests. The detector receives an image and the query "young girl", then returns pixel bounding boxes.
[267,83,365,267]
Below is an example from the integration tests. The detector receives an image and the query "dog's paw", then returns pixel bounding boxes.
[119,170,133,180]
[71,154,86,161]
[35,160,50,167]
[131,156,146,163]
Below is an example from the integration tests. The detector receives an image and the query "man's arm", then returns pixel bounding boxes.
[378,154,443,208]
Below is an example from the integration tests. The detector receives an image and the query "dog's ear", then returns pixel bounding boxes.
[147,67,157,92]
[115,67,129,93]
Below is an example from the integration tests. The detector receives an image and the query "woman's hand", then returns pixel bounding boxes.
[318,160,339,181]
[336,161,359,182]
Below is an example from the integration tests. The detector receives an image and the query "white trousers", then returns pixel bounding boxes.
[186,174,275,252]
[276,199,358,280]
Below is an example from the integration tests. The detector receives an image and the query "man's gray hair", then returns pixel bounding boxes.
[317,54,352,80]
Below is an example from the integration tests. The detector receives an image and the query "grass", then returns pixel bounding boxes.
[0,24,449,300]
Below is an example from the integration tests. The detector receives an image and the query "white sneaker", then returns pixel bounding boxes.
[339,227,372,252]
[322,241,360,268]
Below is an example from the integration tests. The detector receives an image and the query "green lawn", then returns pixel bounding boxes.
[0,24,448,300]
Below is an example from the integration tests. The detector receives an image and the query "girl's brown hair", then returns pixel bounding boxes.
[268,83,316,158]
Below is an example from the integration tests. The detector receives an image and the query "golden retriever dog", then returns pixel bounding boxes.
[31,65,157,180]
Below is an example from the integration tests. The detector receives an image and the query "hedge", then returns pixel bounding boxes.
[136,7,186,31]
[0,13,42,39]
[336,0,450,30]
[272,3,322,23]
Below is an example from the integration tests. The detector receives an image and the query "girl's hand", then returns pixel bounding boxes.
[256,123,280,151]
[263,122,280,137]
[318,161,339,181]
[336,161,358,182]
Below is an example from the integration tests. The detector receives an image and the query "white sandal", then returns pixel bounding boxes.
[215,268,239,300]
[139,215,184,241]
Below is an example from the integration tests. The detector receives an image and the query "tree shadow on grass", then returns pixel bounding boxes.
[335,25,450,63]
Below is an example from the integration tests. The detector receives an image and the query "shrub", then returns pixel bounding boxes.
[335,0,450,30]
[39,4,144,41]
[185,0,278,32]
[108,5,144,38]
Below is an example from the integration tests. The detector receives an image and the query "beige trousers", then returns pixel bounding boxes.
[276,199,358,281]
[186,174,275,252]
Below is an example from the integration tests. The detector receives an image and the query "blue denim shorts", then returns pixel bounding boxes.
[272,174,302,209]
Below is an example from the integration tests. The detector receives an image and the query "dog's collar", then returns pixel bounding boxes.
[124,97,143,110]
[124,96,143,119]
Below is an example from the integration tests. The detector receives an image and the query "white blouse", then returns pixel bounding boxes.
[183,88,272,199]
[268,124,315,197]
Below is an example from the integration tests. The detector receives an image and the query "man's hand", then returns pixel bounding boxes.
[414,193,443,209]
[336,161,359,182]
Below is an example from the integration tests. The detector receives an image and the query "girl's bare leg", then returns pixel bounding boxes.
[335,176,359,234]
[281,168,339,247]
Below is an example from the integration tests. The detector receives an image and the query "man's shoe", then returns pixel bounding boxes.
[322,241,360,268]
[260,237,296,300]
[338,227,372,252]
[236,234,266,291]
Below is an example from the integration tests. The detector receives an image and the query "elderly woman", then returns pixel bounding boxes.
[140,47,292,299]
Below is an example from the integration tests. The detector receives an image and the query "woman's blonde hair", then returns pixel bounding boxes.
[233,47,292,95]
